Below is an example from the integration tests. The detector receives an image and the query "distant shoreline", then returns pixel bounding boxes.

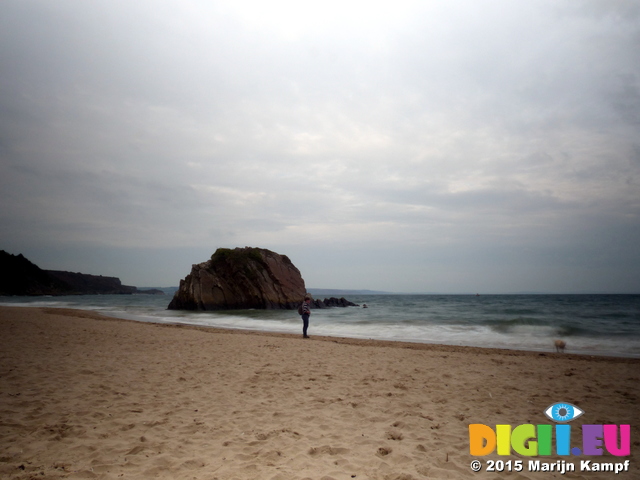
[308,290,640,296]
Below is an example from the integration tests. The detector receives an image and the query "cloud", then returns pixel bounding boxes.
[1,0,639,292]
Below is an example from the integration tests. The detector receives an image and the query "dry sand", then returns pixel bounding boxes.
[0,306,638,479]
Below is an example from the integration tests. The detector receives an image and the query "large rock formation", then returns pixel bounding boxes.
[0,250,137,295]
[168,247,307,310]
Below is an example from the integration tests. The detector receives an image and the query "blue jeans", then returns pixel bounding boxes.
[301,313,309,336]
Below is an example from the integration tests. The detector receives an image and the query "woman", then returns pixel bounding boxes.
[301,294,312,338]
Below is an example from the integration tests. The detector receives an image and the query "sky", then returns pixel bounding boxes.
[1,0,639,293]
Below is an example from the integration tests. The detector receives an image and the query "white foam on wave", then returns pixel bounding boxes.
[108,308,640,357]
[3,295,639,358]
[0,300,71,308]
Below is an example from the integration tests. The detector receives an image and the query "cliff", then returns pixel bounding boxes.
[0,250,137,296]
[0,251,71,295]
[46,270,137,295]
[168,247,306,310]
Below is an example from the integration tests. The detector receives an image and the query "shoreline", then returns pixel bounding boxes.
[24,304,640,361]
[2,294,639,359]
[142,316,640,364]
[1,306,639,479]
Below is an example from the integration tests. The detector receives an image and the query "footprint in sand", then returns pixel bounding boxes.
[308,445,349,456]
[376,447,392,457]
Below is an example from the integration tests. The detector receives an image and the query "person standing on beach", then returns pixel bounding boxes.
[301,294,311,338]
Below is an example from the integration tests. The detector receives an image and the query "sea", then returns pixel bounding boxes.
[1,294,639,358]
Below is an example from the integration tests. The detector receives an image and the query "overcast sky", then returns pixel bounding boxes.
[1,0,639,293]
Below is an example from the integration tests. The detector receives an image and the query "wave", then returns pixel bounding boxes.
[2,294,639,357]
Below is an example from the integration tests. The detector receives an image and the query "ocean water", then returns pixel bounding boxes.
[1,294,639,358]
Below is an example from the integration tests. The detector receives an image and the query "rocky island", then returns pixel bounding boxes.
[168,247,357,310]
[168,247,305,310]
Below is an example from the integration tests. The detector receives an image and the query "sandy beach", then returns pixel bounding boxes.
[1,306,638,479]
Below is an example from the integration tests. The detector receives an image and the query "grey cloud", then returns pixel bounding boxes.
[568,0,640,20]
[1,0,639,292]
[610,74,640,125]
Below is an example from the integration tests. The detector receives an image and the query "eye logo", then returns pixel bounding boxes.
[544,402,584,423]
